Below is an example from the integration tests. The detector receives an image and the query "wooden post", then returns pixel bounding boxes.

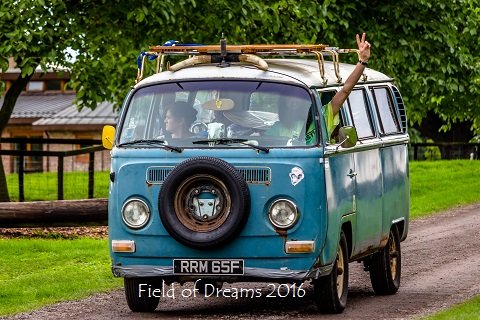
[18,154,24,202]
[57,155,64,200]
[0,199,108,227]
[88,151,94,199]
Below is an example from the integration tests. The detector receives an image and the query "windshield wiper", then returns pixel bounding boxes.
[117,139,182,153]
[192,138,269,153]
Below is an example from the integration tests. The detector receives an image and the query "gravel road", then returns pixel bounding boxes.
[4,203,480,320]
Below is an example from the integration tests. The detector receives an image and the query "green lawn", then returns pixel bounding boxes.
[0,238,122,316]
[422,296,480,320]
[1,160,479,317]
[409,160,480,219]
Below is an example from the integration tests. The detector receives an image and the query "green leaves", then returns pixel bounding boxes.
[0,0,479,135]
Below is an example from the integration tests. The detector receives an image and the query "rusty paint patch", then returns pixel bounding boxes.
[273,227,288,242]
[379,235,388,247]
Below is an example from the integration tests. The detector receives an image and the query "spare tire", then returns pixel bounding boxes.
[159,157,250,249]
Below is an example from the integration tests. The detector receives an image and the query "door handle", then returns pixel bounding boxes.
[347,169,357,178]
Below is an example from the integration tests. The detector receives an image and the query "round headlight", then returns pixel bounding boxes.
[122,199,150,229]
[268,199,299,229]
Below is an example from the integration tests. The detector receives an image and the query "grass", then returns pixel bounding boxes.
[6,171,110,201]
[409,160,480,219]
[1,160,479,317]
[0,238,122,316]
[422,296,480,320]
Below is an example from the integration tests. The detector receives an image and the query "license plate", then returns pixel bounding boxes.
[173,259,244,275]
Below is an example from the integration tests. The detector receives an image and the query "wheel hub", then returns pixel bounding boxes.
[174,174,232,232]
[186,185,224,221]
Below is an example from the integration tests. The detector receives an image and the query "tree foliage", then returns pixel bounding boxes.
[2,0,479,121]
[0,0,479,201]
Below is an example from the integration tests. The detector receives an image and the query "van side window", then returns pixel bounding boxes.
[391,86,407,133]
[372,87,400,134]
[346,89,374,139]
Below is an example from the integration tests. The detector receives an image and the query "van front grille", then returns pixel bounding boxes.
[146,167,173,184]
[146,166,271,185]
[237,167,271,185]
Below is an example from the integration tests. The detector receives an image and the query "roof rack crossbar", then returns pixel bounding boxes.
[321,49,341,83]
[312,51,327,85]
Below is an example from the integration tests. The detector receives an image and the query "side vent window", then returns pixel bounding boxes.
[371,87,401,135]
[391,86,407,133]
[346,89,374,139]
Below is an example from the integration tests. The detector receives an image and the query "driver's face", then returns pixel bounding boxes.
[164,110,182,133]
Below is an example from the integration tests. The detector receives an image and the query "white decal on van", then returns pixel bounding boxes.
[289,167,304,186]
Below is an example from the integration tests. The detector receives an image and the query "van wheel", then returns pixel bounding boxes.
[124,277,161,312]
[368,225,401,295]
[159,157,250,249]
[313,231,349,314]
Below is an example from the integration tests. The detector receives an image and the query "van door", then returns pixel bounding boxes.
[320,90,356,252]
[370,85,409,240]
[345,89,383,255]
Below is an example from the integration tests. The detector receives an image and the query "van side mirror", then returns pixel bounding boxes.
[102,125,116,150]
[338,126,358,149]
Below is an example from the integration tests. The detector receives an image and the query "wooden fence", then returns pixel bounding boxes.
[0,198,107,227]
[0,137,104,201]
[410,142,480,160]
[0,139,478,228]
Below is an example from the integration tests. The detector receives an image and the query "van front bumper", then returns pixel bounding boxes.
[112,264,333,282]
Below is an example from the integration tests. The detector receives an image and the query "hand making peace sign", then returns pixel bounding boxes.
[356,33,371,63]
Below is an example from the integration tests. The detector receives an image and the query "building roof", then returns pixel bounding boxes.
[1,94,76,119]
[0,93,117,128]
[32,101,117,127]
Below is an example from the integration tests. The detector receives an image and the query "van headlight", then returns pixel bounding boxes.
[122,199,150,229]
[268,199,299,229]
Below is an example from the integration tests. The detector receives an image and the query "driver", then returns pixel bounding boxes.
[164,101,198,138]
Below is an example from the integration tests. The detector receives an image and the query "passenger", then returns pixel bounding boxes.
[325,33,371,140]
[266,95,311,141]
[267,33,371,143]
[164,101,198,138]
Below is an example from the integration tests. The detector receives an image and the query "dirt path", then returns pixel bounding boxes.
[5,204,480,320]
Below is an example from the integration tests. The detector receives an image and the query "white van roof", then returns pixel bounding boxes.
[137,59,392,88]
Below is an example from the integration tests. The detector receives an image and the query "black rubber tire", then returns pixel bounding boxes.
[369,225,401,295]
[124,277,161,312]
[313,231,349,314]
[159,156,250,249]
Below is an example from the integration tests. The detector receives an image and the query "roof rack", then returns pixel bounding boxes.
[136,40,366,85]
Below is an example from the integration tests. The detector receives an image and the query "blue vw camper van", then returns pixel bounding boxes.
[103,42,409,314]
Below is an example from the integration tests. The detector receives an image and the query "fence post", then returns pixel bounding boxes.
[88,151,94,199]
[18,153,25,202]
[57,155,64,200]
[413,144,418,160]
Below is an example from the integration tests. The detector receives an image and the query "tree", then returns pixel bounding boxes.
[1,0,479,201]
[356,0,480,140]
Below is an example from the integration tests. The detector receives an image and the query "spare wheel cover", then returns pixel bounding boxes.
[159,156,250,249]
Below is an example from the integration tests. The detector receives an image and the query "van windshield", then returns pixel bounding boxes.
[118,81,317,148]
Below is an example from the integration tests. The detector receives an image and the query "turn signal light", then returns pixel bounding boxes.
[285,240,315,253]
[112,240,136,253]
